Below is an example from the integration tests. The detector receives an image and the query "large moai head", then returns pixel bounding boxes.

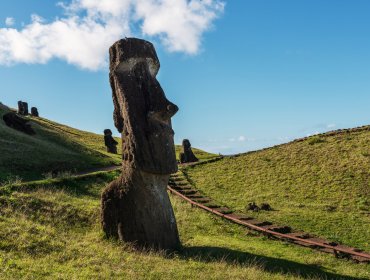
[109,38,178,174]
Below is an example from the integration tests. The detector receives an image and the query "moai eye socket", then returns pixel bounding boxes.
[116,58,159,77]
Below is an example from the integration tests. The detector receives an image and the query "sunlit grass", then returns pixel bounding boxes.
[184,127,370,251]
[0,171,369,279]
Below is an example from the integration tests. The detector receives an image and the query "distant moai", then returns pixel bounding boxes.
[101,38,180,250]
[17,101,29,115]
[103,129,118,154]
[31,107,39,117]
[179,139,198,163]
[3,112,35,135]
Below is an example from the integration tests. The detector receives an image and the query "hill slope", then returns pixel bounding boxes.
[184,127,370,251]
[0,103,122,181]
[0,103,216,182]
[0,171,368,279]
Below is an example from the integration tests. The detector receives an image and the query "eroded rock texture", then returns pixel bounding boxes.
[101,38,180,250]
[104,129,118,154]
[31,107,39,117]
[180,139,198,163]
[17,101,29,115]
[3,112,35,135]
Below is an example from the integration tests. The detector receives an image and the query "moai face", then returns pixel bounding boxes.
[182,139,191,150]
[109,38,178,174]
[104,129,113,136]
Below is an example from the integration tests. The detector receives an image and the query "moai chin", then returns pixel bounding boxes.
[180,139,199,163]
[103,129,118,154]
[101,38,180,250]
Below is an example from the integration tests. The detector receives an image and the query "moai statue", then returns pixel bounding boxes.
[17,101,29,115]
[179,139,199,163]
[104,129,118,154]
[101,38,180,250]
[31,107,39,117]
[3,112,35,135]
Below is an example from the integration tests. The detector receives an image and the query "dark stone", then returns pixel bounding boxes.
[247,202,260,212]
[179,139,199,163]
[101,38,180,250]
[104,129,118,154]
[31,107,39,117]
[17,101,29,115]
[2,112,35,135]
[260,203,272,211]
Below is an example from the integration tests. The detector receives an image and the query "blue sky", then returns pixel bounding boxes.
[0,0,369,154]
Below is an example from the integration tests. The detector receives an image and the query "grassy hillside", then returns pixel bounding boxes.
[0,171,368,279]
[184,127,370,252]
[0,103,122,181]
[0,103,216,182]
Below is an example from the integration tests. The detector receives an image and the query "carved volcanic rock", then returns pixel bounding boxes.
[3,112,35,135]
[31,107,39,117]
[18,101,29,115]
[101,38,180,250]
[104,129,118,154]
[180,139,199,163]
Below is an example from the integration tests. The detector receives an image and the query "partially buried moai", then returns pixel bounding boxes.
[18,101,29,115]
[180,139,198,163]
[103,129,118,154]
[101,38,180,250]
[3,112,35,135]
[31,107,39,117]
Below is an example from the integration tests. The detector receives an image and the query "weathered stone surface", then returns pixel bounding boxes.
[179,139,199,163]
[2,112,35,135]
[101,38,180,250]
[104,129,118,154]
[17,101,29,115]
[31,107,39,117]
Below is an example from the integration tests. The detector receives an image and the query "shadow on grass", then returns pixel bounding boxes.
[178,246,366,280]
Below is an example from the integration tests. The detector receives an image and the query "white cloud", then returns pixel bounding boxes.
[238,135,246,142]
[5,17,15,26]
[0,0,224,70]
[327,124,336,129]
[229,135,252,142]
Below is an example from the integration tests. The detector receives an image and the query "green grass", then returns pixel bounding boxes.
[184,127,370,252]
[0,103,215,182]
[0,172,369,279]
[0,103,121,182]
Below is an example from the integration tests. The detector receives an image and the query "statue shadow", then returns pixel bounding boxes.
[175,245,366,280]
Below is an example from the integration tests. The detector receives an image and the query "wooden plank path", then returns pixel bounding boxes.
[168,171,370,263]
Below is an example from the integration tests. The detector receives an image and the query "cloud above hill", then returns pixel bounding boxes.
[0,0,224,70]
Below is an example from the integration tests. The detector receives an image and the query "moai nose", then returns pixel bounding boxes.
[167,104,178,118]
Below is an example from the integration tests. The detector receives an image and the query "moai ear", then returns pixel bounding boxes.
[110,74,124,133]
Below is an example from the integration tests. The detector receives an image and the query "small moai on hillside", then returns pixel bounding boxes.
[31,107,39,117]
[101,38,180,250]
[179,139,199,164]
[2,112,35,135]
[103,129,118,154]
[17,101,29,115]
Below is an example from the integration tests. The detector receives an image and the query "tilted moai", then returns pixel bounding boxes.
[104,129,118,154]
[17,101,29,115]
[180,139,199,163]
[101,38,180,250]
[3,112,35,135]
[31,107,39,117]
